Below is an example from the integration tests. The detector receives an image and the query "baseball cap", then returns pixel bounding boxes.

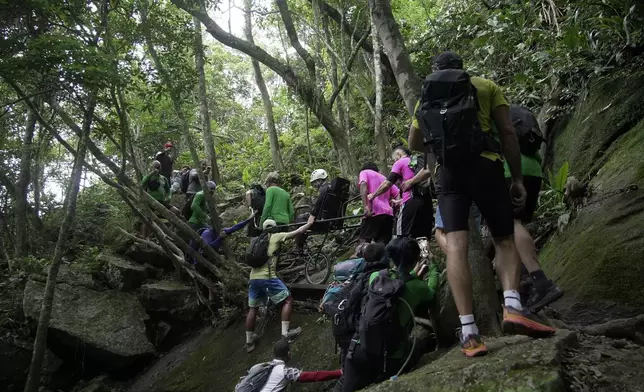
[263,219,277,230]
[164,142,174,149]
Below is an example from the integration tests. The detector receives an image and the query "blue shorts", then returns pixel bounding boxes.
[435,205,444,230]
[248,278,290,308]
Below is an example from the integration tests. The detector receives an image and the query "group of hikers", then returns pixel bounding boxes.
[141,51,566,392]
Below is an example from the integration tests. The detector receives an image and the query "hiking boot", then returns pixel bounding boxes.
[282,327,302,342]
[460,334,489,358]
[246,333,258,353]
[526,281,564,313]
[502,306,556,337]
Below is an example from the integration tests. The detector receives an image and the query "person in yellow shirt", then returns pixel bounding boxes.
[408,51,554,358]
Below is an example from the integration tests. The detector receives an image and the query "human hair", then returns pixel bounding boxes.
[151,160,161,169]
[363,242,386,263]
[392,145,411,157]
[265,171,280,185]
[361,163,379,173]
[386,237,420,278]
[273,339,290,360]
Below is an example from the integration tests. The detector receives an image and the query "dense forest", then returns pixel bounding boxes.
[1,0,643,391]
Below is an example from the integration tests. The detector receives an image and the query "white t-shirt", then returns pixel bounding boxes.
[259,359,301,392]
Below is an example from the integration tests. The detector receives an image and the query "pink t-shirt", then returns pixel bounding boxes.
[391,157,415,203]
[359,170,399,216]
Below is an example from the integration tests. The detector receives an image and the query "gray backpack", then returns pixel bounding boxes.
[234,362,275,392]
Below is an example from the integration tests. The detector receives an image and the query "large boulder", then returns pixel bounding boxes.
[138,282,200,322]
[22,280,155,368]
[99,252,147,291]
[125,242,174,271]
[364,330,577,392]
[30,264,101,291]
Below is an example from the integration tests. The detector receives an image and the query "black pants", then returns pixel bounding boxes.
[359,214,394,244]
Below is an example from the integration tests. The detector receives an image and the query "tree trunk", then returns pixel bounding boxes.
[194,17,222,184]
[371,13,388,172]
[23,93,94,392]
[368,0,421,116]
[305,107,312,165]
[15,105,36,258]
[468,214,502,336]
[243,0,284,171]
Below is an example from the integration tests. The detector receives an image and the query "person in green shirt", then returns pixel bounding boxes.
[188,181,217,231]
[141,160,180,238]
[260,172,295,228]
[245,218,312,353]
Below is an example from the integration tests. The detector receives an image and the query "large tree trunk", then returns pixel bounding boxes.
[368,0,421,116]
[194,17,222,184]
[243,0,284,171]
[371,13,388,172]
[15,105,36,257]
[23,93,95,392]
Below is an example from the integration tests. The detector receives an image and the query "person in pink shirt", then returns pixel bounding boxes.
[358,163,399,244]
[369,145,434,240]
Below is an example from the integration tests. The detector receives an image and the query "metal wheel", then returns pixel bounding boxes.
[305,252,331,284]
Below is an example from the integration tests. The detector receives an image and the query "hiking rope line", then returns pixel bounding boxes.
[394,297,417,379]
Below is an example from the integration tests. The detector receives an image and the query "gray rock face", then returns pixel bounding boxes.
[100,253,147,291]
[125,243,174,270]
[138,282,199,322]
[22,280,155,368]
[364,330,577,392]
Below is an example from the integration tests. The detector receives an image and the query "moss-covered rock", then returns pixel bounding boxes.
[363,330,577,392]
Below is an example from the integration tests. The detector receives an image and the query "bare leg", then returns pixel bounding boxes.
[245,307,258,332]
[513,221,540,273]
[493,235,521,292]
[445,231,473,315]
[281,296,293,322]
[435,228,448,254]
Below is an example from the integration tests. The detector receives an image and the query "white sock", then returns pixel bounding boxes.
[504,290,522,310]
[459,314,479,339]
[281,321,290,336]
[246,331,254,344]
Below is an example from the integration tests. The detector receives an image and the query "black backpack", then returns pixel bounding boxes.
[407,154,432,201]
[145,176,161,192]
[234,362,275,392]
[244,232,271,268]
[358,270,407,363]
[417,69,499,166]
[180,170,191,194]
[323,272,370,350]
[510,105,543,157]
[249,185,266,214]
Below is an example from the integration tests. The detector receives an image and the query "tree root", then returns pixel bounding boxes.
[579,314,644,345]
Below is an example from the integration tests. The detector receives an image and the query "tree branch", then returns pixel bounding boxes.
[275,0,316,79]
[329,28,370,108]
[307,0,374,53]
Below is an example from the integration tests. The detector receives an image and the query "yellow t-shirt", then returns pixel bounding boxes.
[412,75,509,161]
[249,232,288,280]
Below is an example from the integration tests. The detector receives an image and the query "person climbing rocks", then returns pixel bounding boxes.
[244,219,312,353]
[182,159,211,221]
[236,339,341,392]
[357,163,399,245]
[187,180,217,231]
[294,169,331,252]
[140,160,180,238]
[368,146,434,241]
[339,237,438,392]
[155,142,175,183]
[408,51,555,358]
[260,172,294,231]
[190,210,255,260]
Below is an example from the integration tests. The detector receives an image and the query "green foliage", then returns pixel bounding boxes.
[538,161,570,216]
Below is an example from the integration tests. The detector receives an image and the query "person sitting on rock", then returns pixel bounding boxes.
[244,219,312,353]
[237,339,341,392]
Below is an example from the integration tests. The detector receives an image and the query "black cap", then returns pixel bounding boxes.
[433,51,464,70]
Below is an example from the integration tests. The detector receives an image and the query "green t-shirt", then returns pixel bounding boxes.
[368,266,438,359]
[412,75,509,162]
[188,191,209,226]
[141,173,170,203]
[249,232,288,280]
[504,153,542,178]
[260,186,295,226]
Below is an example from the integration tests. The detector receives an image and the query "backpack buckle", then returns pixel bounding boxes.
[440,108,447,115]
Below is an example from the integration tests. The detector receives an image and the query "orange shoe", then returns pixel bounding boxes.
[502,306,556,337]
[460,334,489,357]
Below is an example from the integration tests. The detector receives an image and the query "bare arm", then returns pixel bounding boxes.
[371,179,393,199]
[492,105,522,182]
[284,219,313,239]
[360,182,371,215]
[408,123,425,153]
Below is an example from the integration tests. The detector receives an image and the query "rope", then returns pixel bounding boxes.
[394,297,417,379]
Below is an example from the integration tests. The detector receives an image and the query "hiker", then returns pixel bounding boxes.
[358,163,399,244]
[294,169,331,252]
[140,160,180,238]
[339,237,438,392]
[244,219,312,353]
[155,142,175,183]
[182,160,211,220]
[190,210,255,260]
[235,339,341,392]
[187,180,217,231]
[409,51,555,358]
[368,146,434,241]
[259,172,294,230]
[246,184,266,237]
[505,105,563,312]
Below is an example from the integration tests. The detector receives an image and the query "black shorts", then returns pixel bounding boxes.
[507,176,542,223]
[436,157,514,238]
[359,215,394,244]
[396,197,434,239]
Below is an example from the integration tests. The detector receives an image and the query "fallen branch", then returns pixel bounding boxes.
[580,314,644,344]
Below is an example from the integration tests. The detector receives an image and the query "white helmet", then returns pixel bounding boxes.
[263,219,277,230]
[310,169,328,183]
